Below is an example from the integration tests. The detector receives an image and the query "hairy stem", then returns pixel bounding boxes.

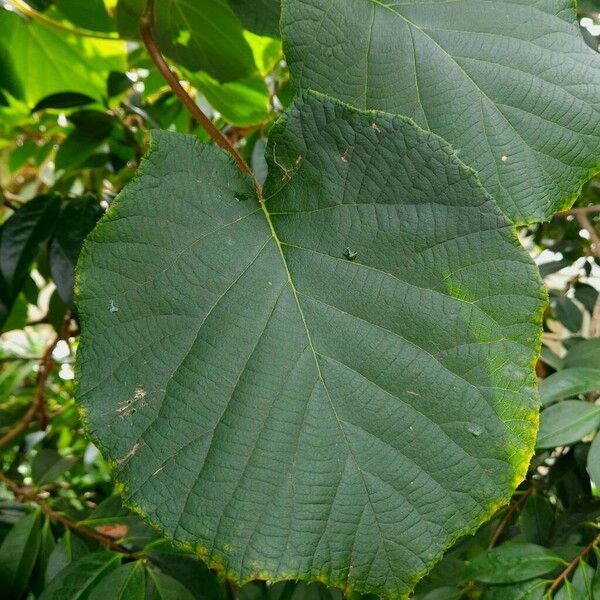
[139,0,258,190]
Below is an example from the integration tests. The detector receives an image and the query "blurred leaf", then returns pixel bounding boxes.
[228,0,280,37]
[32,92,97,113]
[539,368,600,405]
[31,448,78,486]
[146,547,222,600]
[107,72,131,98]
[9,139,38,172]
[479,578,547,599]
[44,530,91,585]
[0,9,126,106]
[192,72,270,126]
[55,114,115,171]
[31,517,57,596]
[539,346,563,371]
[574,284,599,314]
[518,494,554,546]
[552,297,583,333]
[537,401,600,449]
[0,510,42,599]
[49,196,103,303]
[54,0,115,33]
[146,568,196,600]
[587,434,600,488]
[564,339,600,369]
[465,543,563,583]
[0,195,61,328]
[116,0,257,82]
[40,551,120,599]
[88,561,145,600]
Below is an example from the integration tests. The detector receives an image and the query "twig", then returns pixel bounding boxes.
[548,531,600,593]
[0,472,141,558]
[556,205,600,217]
[487,488,533,550]
[0,319,70,448]
[591,293,600,339]
[138,0,258,190]
[7,0,124,41]
[226,579,238,600]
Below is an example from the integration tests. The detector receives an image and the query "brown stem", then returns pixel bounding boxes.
[0,473,141,558]
[8,0,124,41]
[556,205,600,217]
[487,488,533,550]
[139,0,258,190]
[549,531,600,593]
[0,318,70,448]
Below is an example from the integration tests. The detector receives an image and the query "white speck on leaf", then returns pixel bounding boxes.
[109,299,119,313]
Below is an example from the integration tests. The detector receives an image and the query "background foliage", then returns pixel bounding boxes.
[0,0,599,598]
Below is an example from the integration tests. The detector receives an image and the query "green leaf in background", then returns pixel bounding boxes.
[31,92,97,113]
[116,0,257,82]
[574,283,599,315]
[146,569,196,600]
[0,511,42,599]
[551,297,583,334]
[31,448,78,486]
[192,72,271,127]
[587,434,600,488]
[537,401,600,449]
[0,8,126,106]
[479,578,547,599]
[77,93,544,598]
[39,551,121,600]
[30,518,57,597]
[539,368,600,406]
[282,0,600,224]
[0,195,62,327]
[55,111,116,172]
[44,530,91,585]
[88,562,146,600]
[465,543,563,584]
[564,338,600,369]
[49,196,103,303]
[54,0,116,33]
[517,494,554,546]
[228,0,281,38]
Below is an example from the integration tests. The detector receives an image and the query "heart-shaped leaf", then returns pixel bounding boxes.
[282,0,600,224]
[76,94,543,598]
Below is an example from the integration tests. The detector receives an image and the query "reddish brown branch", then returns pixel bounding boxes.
[139,0,258,190]
[549,531,600,593]
[0,473,140,558]
[0,318,70,448]
[487,488,533,550]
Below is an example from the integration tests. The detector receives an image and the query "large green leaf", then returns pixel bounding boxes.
[0,8,126,106]
[77,94,544,598]
[282,0,600,224]
[116,0,256,82]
